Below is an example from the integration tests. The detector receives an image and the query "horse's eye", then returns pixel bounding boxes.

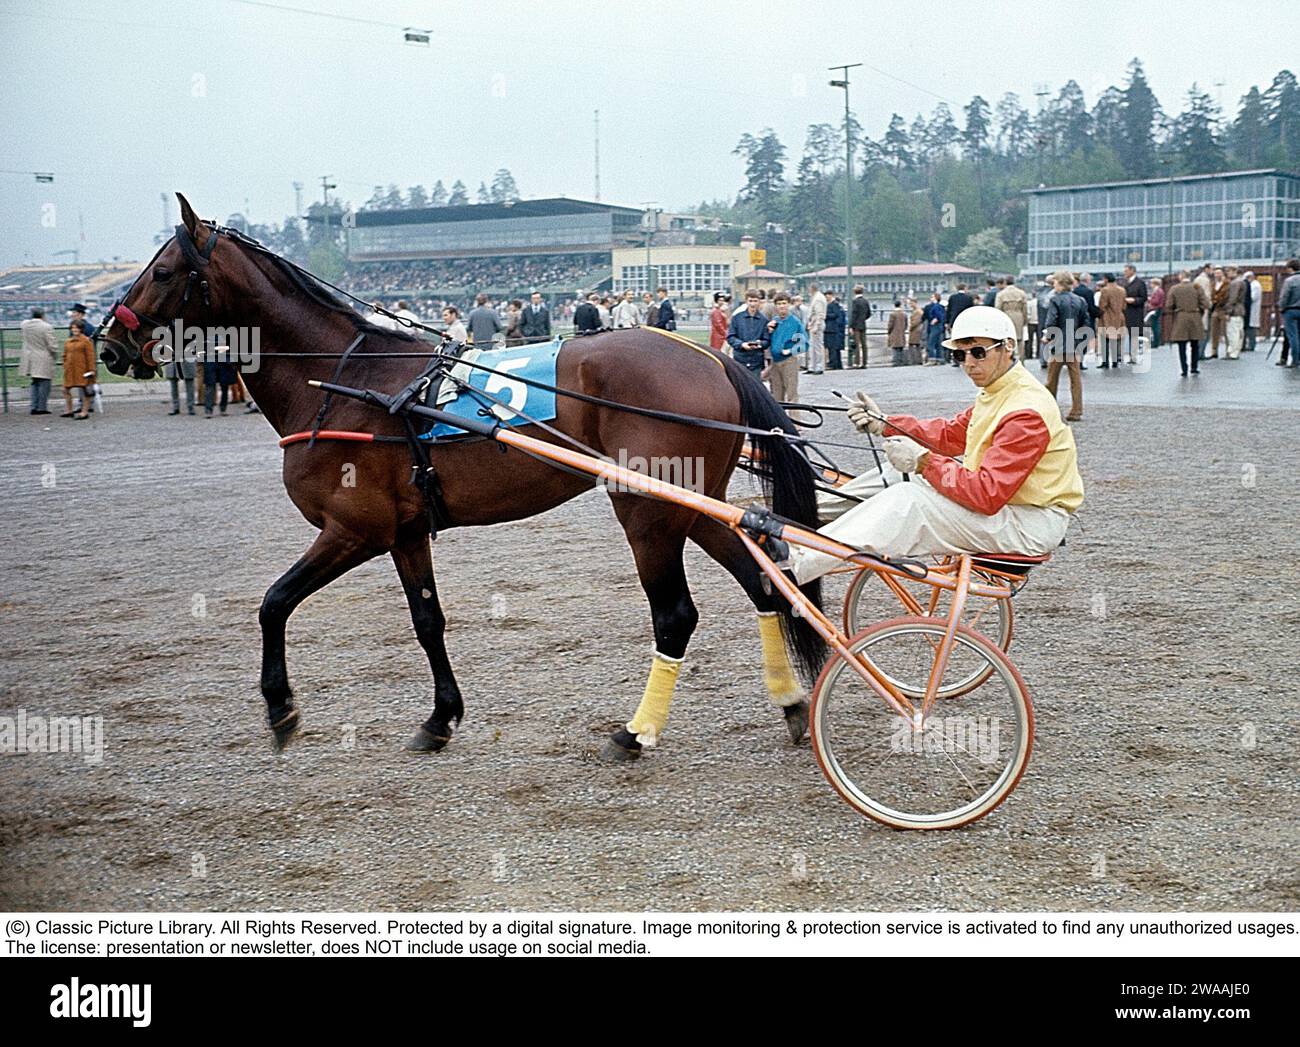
[154,267,172,280]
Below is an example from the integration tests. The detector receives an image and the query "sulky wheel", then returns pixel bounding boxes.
[810,616,1033,830]
[841,564,1013,698]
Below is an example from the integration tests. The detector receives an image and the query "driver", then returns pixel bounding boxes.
[788,306,1084,583]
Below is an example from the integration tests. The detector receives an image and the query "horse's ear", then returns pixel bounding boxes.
[176,193,199,236]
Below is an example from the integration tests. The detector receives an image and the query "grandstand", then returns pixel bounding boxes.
[346,197,645,302]
[0,262,139,325]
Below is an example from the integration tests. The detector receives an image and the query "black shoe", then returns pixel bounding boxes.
[168,408,180,416]
[187,407,196,415]
[1099,362,1110,369]
[33,409,51,415]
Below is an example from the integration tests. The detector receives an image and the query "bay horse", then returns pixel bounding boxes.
[100,195,824,760]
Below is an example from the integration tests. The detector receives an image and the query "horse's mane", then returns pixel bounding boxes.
[218,225,423,344]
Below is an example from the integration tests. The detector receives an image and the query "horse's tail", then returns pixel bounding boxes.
[718,353,826,686]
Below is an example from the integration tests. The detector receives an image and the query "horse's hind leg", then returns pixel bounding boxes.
[687,513,810,744]
[390,527,464,754]
[259,526,377,748]
[603,498,700,762]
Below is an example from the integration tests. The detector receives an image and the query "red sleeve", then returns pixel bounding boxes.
[919,410,1050,515]
[885,408,971,456]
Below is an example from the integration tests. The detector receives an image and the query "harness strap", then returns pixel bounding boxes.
[308,333,366,449]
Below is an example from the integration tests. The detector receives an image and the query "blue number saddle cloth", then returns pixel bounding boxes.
[420,337,565,440]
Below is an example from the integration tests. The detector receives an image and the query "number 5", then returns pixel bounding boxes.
[484,357,530,420]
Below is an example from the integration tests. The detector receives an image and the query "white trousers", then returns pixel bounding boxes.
[1226,316,1244,358]
[807,329,825,372]
[794,466,1071,583]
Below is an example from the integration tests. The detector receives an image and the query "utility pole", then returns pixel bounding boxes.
[641,203,661,295]
[1160,158,1176,276]
[292,180,304,227]
[594,109,601,202]
[829,63,861,301]
[320,174,337,245]
[1033,84,1050,186]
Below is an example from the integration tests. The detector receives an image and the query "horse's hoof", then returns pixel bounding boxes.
[405,725,451,753]
[599,729,642,764]
[782,701,809,745]
[270,708,300,751]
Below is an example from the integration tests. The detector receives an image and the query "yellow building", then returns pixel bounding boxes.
[611,244,758,304]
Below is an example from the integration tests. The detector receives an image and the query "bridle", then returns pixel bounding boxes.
[97,223,221,374]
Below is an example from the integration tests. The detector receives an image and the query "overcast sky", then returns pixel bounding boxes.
[2,0,1298,268]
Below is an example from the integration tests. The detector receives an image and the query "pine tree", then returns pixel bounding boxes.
[490,168,520,203]
[447,180,468,206]
[1119,59,1159,178]
[994,93,1030,161]
[1092,87,1125,151]
[1053,81,1092,156]
[1173,84,1226,173]
[363,185,385,211]
[1230,86,1268,167]
[407,184,428,208]
[733,128,787,219]
[476,182,490,204]
[962,96,992,161]
[429,180,448,206]
[383,183,404,210]
[884,113,913,173]
[805,123,838,176]
[923,103,960,162]
[1262,70,1300,166]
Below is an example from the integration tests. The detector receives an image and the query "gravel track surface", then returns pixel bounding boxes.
[2,358,1297,911]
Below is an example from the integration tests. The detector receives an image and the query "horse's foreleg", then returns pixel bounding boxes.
[603,499,699,762]
[259,526,377,748]
[390,529,464,754]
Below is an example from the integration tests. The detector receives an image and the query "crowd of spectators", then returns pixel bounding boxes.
[345,253,610,298]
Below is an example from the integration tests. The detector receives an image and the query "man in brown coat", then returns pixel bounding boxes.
[1206,267,1229,358]
[1224,266,1246,359]
[1096,273,1128,368]
[906,298,924,365]
[1163,271,1209,377]
[886,299,907,366]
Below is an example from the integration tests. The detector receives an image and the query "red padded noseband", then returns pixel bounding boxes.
[113,304,141,331]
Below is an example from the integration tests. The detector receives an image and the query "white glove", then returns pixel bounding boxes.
[884,436,929,474]
[845,391,885,436]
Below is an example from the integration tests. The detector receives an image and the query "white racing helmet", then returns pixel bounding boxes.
[942,304,1016,350]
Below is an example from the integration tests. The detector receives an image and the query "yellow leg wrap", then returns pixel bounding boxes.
[626,651,683,748]
[758,612,803,707]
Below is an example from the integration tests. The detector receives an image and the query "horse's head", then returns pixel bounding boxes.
[99,194,225,378]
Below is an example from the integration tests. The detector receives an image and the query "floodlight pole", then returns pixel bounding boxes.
[830,63,861,300]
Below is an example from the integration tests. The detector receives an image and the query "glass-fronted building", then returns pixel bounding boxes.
[347,198,644,260]
[1022,168,1300,279]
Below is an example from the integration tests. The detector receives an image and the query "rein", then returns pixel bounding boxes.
[104,221,917,482]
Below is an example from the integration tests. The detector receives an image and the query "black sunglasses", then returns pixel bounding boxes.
[950,341,1005,363]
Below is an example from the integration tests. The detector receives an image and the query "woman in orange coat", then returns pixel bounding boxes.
[62,319,97,419]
